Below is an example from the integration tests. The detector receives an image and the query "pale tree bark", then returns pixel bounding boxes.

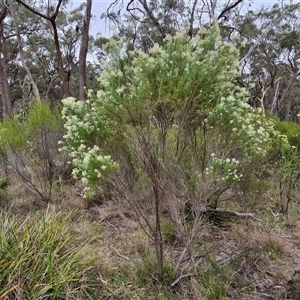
[15,0,70,98]
[0,7,13,118]
[240,4,298,65]
[79,0,92,101]
[7,0,40,101]
[282,71,300,121]
[270,80,281,115]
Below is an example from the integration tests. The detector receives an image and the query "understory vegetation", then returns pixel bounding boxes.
[1,24,300,300]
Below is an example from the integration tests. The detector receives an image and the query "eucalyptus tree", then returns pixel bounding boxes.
[7,0,41,101]
[23,4,82,102]
[12,0,95,103]
[78,0,92,100]
[104,0,246,51]
[0,5,13,117]
[237,2,300,120]
[0,3,54,106]
[0,0,96,109]
[15,0,71,98]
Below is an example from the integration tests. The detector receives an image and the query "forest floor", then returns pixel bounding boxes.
[4,178,300,300]
[86,202,300,300]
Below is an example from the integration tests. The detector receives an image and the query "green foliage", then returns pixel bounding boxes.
[266,240,284,260]
[26,101,61,134]
[61,25,286,198]
[0,101,67,201]
[0,101,62,152]
[198,270,229,300]
[239,171,269,207]
[0,177,10,189]
[161,217,177,243]
[102,263,172,299]
[279,143,300,181]
[0,211,95,299]
[274,143,300,213]
[274,119,300,150]
[206,156,242,183]
[198,254,235,300]
[135,250,175,285]
[0,116,26,151]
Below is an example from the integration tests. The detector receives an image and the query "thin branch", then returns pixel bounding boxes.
[52,0,63,20]
[107,0,119,13]
[138,0,166,38]
[200,208,262,222]
[127,0,146,22]
[174,246,189,275]
[217,0,243,21]
[15,0,51,21]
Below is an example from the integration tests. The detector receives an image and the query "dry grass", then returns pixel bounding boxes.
[2,174,300,300]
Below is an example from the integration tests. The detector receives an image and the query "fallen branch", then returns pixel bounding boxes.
[105,221,119,231]
[111,246,131,261]
[200,208,262,222]
[171,273,195,287]
[216,250,244,267]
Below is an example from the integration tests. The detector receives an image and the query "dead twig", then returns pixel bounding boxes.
[171,273,195,287]
[111,246,131,261]
[105,221,119,231]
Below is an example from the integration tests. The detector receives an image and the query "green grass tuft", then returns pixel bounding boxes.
[0,211,96,299]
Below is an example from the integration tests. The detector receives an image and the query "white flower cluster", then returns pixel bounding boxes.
[60,97,118,198]
[206,154,242,183]
[70,145,118,198]
[208,92,277,158]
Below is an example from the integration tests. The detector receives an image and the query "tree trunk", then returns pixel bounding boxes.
[283,71,299,121]
[79,0,92,101]
[153,181,164,283]
[8,0,41,101]
[15,0,70,98]
[51,20,69,98]
[0,9,13,118]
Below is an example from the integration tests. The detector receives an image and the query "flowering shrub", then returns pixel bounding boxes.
[60,96,118,197]
[206,154,242,183]
[61,24,291,201]
[61,22,298,283]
